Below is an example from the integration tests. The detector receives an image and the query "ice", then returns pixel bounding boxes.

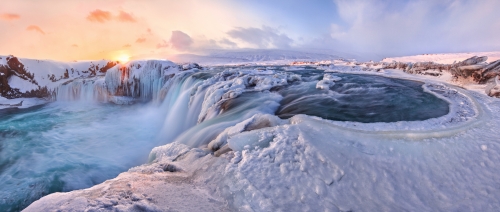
[209,114,284,151]
[56,78,108,102]
[316,73,342,90]
[383,51,500,64]
[104,60,181,102]
[3,54,500,211]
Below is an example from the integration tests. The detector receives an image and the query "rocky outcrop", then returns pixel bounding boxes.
[0,56,49,99]
[486,76,500,98]
[480,60,500,83]
[383,56,500,83]
[181,63,201,70]
[382,56,500,97]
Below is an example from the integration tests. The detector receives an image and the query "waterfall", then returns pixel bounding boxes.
[156,72,209,144]
[54,65,299,147]
[56,78,108,102]
[55,60,183,103]
[155,69,292,146]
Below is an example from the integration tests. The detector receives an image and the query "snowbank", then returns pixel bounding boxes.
[26,89,500,211]
[383,52,500,64]
[6,51,500,211]
[23,58,500,211]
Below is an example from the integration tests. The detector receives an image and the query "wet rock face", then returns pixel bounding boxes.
[0,56,51,99]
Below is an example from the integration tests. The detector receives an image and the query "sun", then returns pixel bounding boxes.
[116,54,130,63]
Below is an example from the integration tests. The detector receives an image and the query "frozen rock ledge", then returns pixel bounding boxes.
[24,143,230,212]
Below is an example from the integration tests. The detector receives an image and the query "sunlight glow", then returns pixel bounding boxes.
[116,54,130,63]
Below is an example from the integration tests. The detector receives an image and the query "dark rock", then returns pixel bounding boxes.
[214,145,232,157]
[99,61,118,73]
[382,56,500,84]
[182,63,201,71]
[0,56,54,99]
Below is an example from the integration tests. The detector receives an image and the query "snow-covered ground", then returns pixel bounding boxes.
[383,51,500,64]
[1,51,500,211]
[0,97,48,110]
[24,71,500,211]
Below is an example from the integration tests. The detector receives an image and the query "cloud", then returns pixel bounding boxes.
[0,13,20,21]
[26,25,45,35]
[156,40,169,49]
[123,44,131,48]
[86,10,136,23]
[227,26,293,48]
[117,11,136,22]
[329,0,500,59]
[86,9,112,23]
[169,31,193,51]
[71,44,78,47]
[136,37,146,43]
[219,38,237,48]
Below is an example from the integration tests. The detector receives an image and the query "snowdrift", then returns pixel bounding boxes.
[0,52,499,211]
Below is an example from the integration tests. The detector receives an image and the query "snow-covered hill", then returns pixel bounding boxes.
[0,55,203,109]
[168,49,343,65]
[0,55,116,99]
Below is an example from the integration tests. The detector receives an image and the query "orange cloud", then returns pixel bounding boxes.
[26,25,45,35]
[0,13,20,21]
[72,44,78,47]
[156,40,169,49]
[117,11,136,22]
[136,38,146,43]
[86,9,112,23]
[123,44,131,48]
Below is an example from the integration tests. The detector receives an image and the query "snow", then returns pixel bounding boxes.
[383,51,500,64]
[168,49,342,66]
[316,74,342,90]
[24,142,230,212]
[0,56,6,65]
[0,97,48,110]
[10,57,112,90]
[4,51,500,211]
[25,88,500,211]
[7,75,39,92]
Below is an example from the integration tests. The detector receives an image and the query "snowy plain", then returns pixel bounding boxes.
[0,52,500,211]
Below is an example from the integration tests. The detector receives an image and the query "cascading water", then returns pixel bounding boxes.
[1,64,458,211]
[56,78,108,102]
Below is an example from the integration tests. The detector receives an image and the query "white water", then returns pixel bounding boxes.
[0,102,165,211]
[4,64,499,211]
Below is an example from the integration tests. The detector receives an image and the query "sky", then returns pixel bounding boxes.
[0,0,499,61]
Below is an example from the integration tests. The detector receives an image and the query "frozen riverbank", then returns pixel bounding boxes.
[20,63,500,211]
[1,53,500,211]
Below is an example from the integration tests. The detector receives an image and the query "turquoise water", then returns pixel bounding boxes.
[276,72,450,122]
[0,68,451,211]
[0,102,165,211]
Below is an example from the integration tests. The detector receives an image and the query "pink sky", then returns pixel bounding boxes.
[0,0,261,61]
[1,0,499,62]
